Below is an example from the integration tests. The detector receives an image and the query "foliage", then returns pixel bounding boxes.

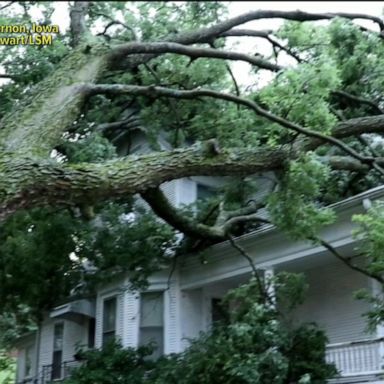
[2,2,384,373]
[350,201,384,330]
[64,275,336,384]
[268,154,335,240]
[0,351,15,384]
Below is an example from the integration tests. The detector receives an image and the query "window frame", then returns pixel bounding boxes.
[138,291,165,359]
[51,322,64,381]
[102,296,117,345]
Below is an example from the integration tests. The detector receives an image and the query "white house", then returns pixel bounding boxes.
[13,177,384,384]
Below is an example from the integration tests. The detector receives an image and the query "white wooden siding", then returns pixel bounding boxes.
[180,288,204,350]
[122,290,140,347]
[38,318,54,374]
[62,319,88,362]
[291,261,372,343]
[164,275,182,353]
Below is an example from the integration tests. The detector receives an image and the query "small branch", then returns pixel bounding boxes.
[95,115,142,134]
[220,29,303,63]
[314,237,384,284]
[224,213,270,232]
[332,90,384,114]
[94,13,138,41]
[227,235,274,306]
[0,1,14,11]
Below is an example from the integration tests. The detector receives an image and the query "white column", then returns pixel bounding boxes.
[264,267,275,306]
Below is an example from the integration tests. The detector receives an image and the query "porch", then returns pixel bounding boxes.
[179,251,384,383]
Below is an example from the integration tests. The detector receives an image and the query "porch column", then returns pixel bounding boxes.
[263,267,275,306]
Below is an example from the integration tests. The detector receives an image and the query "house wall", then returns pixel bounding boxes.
[289,260,373,344]
[94,271,182,354]
[35,316,89,380]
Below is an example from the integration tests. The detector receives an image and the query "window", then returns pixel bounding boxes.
[88,318,96,348]
[139,292,164,359]
[211,298,229,325]
[102,297,117,345]
[51,323,64,380]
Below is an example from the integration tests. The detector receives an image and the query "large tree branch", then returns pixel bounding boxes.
[141,187,269,241]
[108,10,384,69]
[0,141,376,223]
[0,143,287,221]
[108,41,282,71]
[170,10,384,45]
[70,1,89,47]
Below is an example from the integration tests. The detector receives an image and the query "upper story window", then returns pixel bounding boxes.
[102,297,117,345]
[51,322,64,380]
[139,292,164,359]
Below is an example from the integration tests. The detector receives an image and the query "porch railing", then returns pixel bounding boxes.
[18,360,82,384]
[326,337,384,377]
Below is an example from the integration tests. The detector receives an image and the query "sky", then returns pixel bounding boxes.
[2,1,384,87]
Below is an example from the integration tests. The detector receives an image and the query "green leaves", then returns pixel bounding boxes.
[352,201,384,275]
[268,154,335,240]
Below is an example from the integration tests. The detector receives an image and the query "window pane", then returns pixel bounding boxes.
[102,331,116,345]
[51,350,62,380]
[139,327,164,360]
[103,297,117,333]
[53,323,64,351]
[140,292,163,327]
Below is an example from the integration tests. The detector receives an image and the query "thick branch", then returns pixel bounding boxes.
[108,42,282,72]
[70,1,89,47]
[141,187,225,240]
[171,10,384,45]
[0,144,286,221]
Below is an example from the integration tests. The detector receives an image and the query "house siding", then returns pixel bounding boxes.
[62,319,88,363]
[291,261,372,343]
[122,290,140,347]
[38,318,54,376]
[164,275,181,354]
[180,288,204,350]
